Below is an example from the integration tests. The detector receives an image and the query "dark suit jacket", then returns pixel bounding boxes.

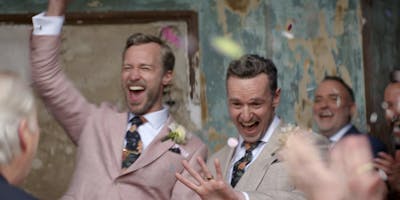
[0,175,37,200]
[343,125,387,157]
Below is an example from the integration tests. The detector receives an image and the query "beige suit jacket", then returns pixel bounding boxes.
[30,35,207,200]
[207,124,307,200]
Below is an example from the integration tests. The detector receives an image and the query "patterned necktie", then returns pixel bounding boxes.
[231,141,261,187]
[122,116,144,169]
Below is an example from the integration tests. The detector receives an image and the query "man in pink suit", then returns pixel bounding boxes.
[30,0,207,199]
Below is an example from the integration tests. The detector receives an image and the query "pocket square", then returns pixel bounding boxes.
[169,144,189,158]
[169,147,181,154]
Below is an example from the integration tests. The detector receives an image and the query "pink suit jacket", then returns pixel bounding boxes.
[30,34,207,200]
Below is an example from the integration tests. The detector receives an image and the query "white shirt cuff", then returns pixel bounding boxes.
[32,12,65,35]
[242,192,250,200]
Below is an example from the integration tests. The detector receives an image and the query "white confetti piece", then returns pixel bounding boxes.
[369,112,378,123]
[227,137,238,148]
[281,31,294,39]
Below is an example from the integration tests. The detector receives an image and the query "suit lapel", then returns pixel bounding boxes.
[344,125,360,136]
[110,112,129,177]
[221,146,235,179]
[235,123,282,190]
[122,116,175,175]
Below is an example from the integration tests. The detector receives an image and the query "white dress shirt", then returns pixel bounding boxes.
[127,108,169,150]
[329,123,352,144]
[32,12,64,35]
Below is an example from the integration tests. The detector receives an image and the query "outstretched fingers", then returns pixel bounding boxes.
[176,160,203,192]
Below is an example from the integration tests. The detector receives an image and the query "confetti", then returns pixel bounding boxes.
[281,31,294,40]
[336,96,342,107]
[362,17,367,26]
[211,36,244,59]
[306,87,315,92]
[227,137,239,148]
[369,112,378,123]
[287,24,292,31]
[378,169,388,181]
[160,26,181,48]
[381,102,388,109]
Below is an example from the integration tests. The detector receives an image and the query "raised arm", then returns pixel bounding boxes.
[30,0,94,143]
[47,0,69,16]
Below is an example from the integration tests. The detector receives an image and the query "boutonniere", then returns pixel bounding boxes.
[161,122,187,144]
[278,123,301,149]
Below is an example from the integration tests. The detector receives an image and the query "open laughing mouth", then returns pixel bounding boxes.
[128,85,145,102]
[240,120,259,130]
[318,110,333,119]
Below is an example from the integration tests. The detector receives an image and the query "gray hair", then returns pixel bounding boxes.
[0,71,37,165]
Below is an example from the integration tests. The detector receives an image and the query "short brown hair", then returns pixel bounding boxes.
[226,54,278,94]
[123,33,175,72]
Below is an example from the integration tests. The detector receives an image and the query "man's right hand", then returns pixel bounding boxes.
[374,151,400,194]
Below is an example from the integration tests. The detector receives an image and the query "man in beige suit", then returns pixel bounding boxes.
[30,0,207,199]
[177,55,305,200]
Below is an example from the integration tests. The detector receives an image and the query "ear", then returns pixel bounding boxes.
[17,119,28,152]
[162,70,173,86]
[272,88,281,108]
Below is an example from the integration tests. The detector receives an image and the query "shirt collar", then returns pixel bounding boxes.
[329,123,352,143]
[128,107,169,130]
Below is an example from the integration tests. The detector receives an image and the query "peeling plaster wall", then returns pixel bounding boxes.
[267,0,366,130]
[0,0,396,199]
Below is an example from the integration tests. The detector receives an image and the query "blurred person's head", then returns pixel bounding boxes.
[226,54,280,143]
[384,69,400,141]
[312,76,356,138]
[0,71,40,185]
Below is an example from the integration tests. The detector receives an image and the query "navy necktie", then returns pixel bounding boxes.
[121,116,144,169]
[231,141,261,187]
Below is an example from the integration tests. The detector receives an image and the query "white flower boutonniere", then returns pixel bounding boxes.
[278,123,301,148]
[278,123,313,149]
[161,122,187,144]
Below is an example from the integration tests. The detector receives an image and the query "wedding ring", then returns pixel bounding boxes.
[205,175,214,181]
[356,162,374,175]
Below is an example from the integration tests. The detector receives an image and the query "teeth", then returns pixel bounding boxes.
[320,110,333,117]
[242,121,256,127]
[129,86,144,91]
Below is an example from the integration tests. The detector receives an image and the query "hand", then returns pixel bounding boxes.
[46,0,71,16]
[374,150,400,194]
[175,157,244,200]
[282,134,386,200]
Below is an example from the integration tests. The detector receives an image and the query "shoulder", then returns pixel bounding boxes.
[185,131,206,149]
[209,145,231,161]
[0,183,37,200]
